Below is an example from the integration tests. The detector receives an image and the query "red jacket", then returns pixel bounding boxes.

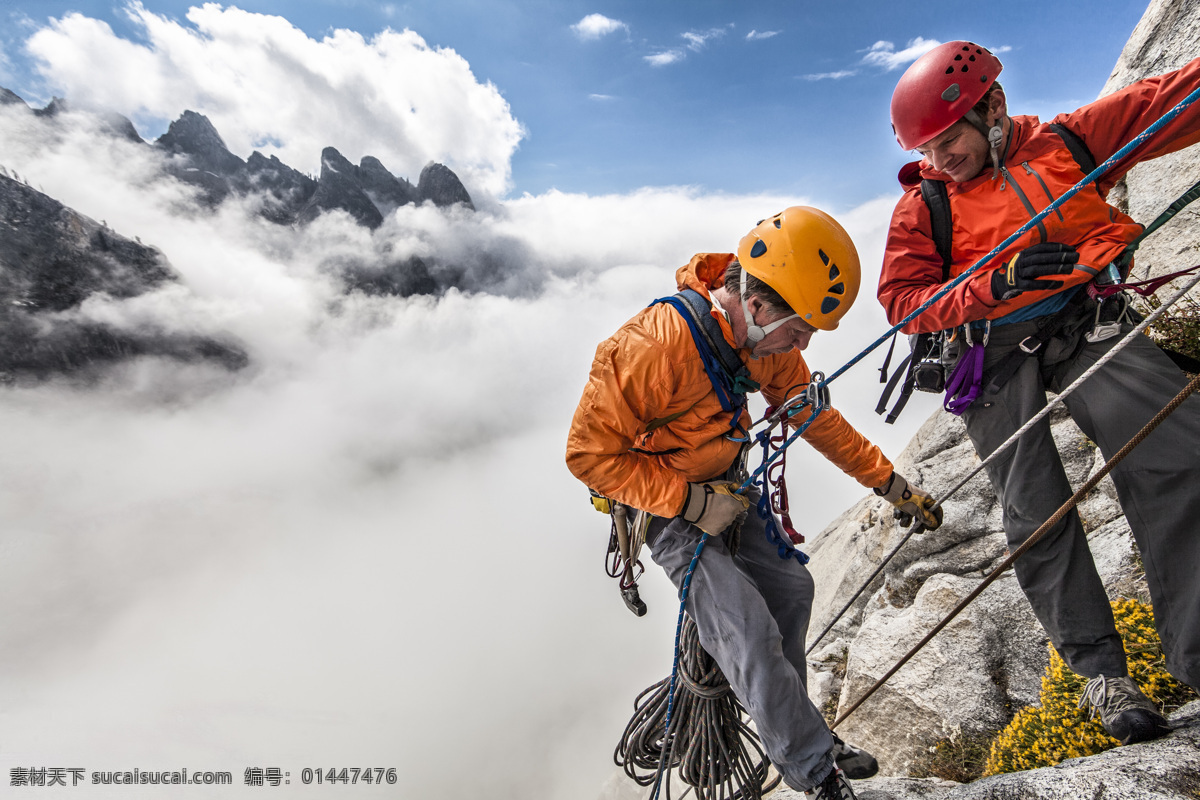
[566,253,894,518]
[879,57,1200,333]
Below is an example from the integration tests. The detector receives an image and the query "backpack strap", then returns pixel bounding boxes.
[1049,122,1097,176]
[920,178,953,277]
[877,180,953,424]
[650,289,759,431]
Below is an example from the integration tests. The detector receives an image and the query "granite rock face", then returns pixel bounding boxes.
[1101,0,1200,285]
[0,173,246,379]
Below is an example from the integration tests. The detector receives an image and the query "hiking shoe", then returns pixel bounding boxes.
[804,766,857,800]
[1078,674,1171,745]
[831,734,879,779]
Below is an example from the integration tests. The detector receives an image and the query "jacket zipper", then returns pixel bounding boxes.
[1021,161,1065,221]
[1000,165,1048,242]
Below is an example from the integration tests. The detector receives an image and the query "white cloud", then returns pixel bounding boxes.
[861,37,941,71]
[22,3,525,197]
[803,69,859,81]
[588,93,615,101]
[571,13,628,41]
[645,49,684,67]
[682,26,730,52]
[747,29,781,41]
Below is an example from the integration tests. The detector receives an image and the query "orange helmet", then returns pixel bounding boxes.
[736,206,860,332]
[891,41,1003,150]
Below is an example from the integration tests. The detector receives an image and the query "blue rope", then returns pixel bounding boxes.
[650,532,709,800]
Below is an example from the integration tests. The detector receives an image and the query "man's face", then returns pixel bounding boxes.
[749,299,818,355]
[915,119,990,182]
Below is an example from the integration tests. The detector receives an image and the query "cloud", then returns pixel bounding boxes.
[747,29,781,41]
[861,37,941,70]
[571,13,628,41]
[588,93,615,101]
[682,26,730,52]
[803,69,859,81]
[645,49,684,67]
[22,2,524,198]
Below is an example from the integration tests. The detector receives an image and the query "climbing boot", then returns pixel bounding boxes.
[804,766,857,800]
[1078,674,1171,745]
[831,734,878,779]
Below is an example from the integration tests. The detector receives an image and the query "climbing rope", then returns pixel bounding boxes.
[616,614,780,800]
[831,368,1200,729]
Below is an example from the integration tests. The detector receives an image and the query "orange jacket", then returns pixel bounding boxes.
[566,253,894,518]
[879,56,1200,333]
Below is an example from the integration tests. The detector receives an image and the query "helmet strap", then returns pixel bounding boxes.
[965,109,1006,180]
[739,268,799,355]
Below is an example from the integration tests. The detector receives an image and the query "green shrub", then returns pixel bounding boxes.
[983,597,1197,776]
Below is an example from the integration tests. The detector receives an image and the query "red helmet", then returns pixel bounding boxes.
[890,41,1003,150]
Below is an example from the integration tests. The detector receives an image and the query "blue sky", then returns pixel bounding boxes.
[1,0,1152,207]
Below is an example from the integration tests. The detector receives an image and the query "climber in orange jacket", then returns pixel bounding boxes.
[568,207,942,799]
[878,42,1200,746]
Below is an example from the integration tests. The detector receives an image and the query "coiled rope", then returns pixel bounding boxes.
[616,614,780,800]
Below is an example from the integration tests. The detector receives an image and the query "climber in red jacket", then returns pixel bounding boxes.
[879,41,1200,745]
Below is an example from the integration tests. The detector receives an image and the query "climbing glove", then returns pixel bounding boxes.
[875,471,943,531]
[990,242,1079,302]
[681,481,750,536]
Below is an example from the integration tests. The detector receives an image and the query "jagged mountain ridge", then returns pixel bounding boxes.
[0,88,489,380]
[3,90,474,227]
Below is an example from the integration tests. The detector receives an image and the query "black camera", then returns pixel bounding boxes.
[912,359,947,393]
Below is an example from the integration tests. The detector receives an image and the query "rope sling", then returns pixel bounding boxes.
[613,82,1200,799]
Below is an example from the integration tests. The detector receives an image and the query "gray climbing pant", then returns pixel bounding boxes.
[961,318,1200,690]
[647,498,835,792]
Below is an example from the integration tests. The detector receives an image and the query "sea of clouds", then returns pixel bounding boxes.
[0,5,935,798]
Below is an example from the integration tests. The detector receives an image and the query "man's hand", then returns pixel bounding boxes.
[990,242,1079,302]
[875,472,943,531]
[681,481,750,536]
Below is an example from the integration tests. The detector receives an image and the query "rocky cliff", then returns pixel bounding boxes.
[0,173,246,380]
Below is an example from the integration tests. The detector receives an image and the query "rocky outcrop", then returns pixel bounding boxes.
[298,146,384,229]
[240,151,318,225]
[1,87,29,107]
[1101,0,1200,284]
[0,173,246,379]
[359,155,419,213]
[418,162,475,210]
[773,701,1200,799]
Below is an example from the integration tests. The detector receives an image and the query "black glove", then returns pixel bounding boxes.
[990,242,1079,302]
